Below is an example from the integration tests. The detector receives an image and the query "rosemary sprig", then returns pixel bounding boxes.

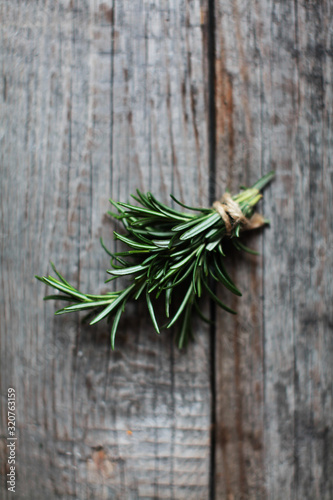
[36,171,274,349]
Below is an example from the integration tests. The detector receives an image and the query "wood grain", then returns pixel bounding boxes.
[214,0,333,499]
[0,1,211,498]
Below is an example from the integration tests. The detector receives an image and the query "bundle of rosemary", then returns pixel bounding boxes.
[36,171,274,349]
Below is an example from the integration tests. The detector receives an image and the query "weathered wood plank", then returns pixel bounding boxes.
[214,0,333,498]
[0,1,211,498]
[213,1,268,497]
[263,2,333,498]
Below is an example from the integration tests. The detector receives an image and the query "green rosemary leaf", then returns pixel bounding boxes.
[37,276,88,302]
[147,192,193,221]
[100,237,113,257]
[170,246,191,258]
[165,285,172,318]
[60,299,114,312]
[248,193,263,208]
[193,300,213,324]
[167,283,194,328]
[233,239,260,255]
[178,302,192,349]
[129,194,143,205]
[54,307,78,316]
[170,194,211,213]
[104,276,118,283]
[142,254,158,266]
[108,199,127,215]
[202,280,237,315]
[206,239,221,251]
[107,210,124,220]
[111,307,123,350]
[196,274,202,298]
[192,253,203,294]
[85,293,118,299]
[146,290,160,334]
[171,215,207,232]
[250,170,275,191]
[130,216,165,227]
[135,271,150,281]
[50,262,71,287]
[114,250,150,256]
[135,189,156,210]
[114,232,157,250]
[110,254,128,267]
[134,280,147,300]
[209,266,220,282]
[217,242,225,256]
[134,228,175,238]
[212,254,242,296]
[164,261,195,289]
[90,284,135,325]
[180,212,220,240]
[109,258,126,270]
[44,295,74,302]
[107,264,148,276]
[170,249,197,270]
[127,227,156,245]
[167,232,179,249]
[196,243,205,256]
[234,224,241,237]
[116,202,165,218]
[81,309,102,324]
[205,227,221,239]
[151,239,171,248]
[202,253,209,276]
[147,280,161,294]
[233,188,257,205]
[157,267,178,285]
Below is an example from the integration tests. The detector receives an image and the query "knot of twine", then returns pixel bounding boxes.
[213,192,265,234]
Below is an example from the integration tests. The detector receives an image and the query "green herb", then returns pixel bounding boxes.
[36,171,274,349]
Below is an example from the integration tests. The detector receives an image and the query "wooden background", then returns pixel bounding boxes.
[1,1,332,498]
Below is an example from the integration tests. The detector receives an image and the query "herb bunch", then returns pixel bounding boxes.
[36,171,274,349]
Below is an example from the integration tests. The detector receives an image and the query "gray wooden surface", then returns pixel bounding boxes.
[214,1,333,499]
[0,1,332,499]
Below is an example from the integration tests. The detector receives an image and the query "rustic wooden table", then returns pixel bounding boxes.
[1,1,332,499]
